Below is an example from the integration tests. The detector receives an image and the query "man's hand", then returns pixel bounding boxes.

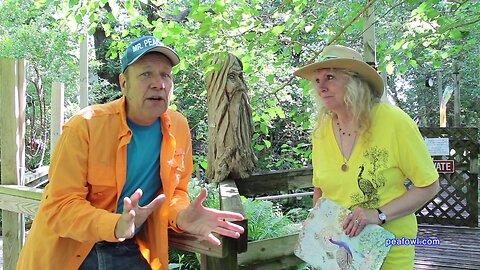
[176,188,245,246]
[114,189,166,241]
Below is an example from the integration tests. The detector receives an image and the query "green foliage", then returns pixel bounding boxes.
[168,249,200,270]
[3,0,478,171]
[375,0,479,127]
[0,0,81,169]
[242,197,300,241]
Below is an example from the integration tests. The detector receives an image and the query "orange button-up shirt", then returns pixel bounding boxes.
[17,96,193,270]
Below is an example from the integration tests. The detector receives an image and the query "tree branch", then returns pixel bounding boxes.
[452,0,470,14]
[268,0,379,97]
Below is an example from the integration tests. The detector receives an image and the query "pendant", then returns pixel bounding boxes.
[341,163,348,172]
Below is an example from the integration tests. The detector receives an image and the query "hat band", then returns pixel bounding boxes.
[319,55,338,61]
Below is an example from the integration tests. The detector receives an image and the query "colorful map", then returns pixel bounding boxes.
[295,198,394,270]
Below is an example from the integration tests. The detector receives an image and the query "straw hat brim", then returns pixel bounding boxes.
[294,58,384,98]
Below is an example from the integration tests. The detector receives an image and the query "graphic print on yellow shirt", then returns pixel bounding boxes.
[351,146,389,209]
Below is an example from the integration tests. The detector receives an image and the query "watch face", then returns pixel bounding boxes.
[379,213,387,221]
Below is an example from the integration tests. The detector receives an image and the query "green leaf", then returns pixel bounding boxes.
[106,13,115,22]
[272,25,285,35]
[255,144,265,151]
[121,29,129,37]
[213,0,226,13]
[449,30,463,39]
[266,107,277,118]
[274,107,286,118]
[75,14,82,24]
[426,9,439,19]
[88,22,98,35]
[263,140,271,148]
[200,160,208,170]
[386,61,395,75]
[392,40,405,50]
[266,74,275,83]
[260,123,269,135]
[432,60,442,68]
[69,0,79,7]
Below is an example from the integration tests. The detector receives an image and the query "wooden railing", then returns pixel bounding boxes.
[0,179,247,270]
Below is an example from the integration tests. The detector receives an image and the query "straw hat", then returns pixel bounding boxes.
[294,45,384,98]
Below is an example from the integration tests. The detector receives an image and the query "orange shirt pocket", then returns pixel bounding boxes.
[87,164,117,211]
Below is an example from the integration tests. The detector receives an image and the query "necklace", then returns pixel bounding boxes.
[336,121,358,172]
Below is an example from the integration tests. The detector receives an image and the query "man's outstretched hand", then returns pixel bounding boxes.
[114,189,166,241]
[176,188,245,246]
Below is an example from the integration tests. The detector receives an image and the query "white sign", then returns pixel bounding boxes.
[424,138,450,156]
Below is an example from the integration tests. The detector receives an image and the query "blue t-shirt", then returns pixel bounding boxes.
[117,118,163,217]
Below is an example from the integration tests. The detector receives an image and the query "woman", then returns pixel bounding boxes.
[294,45,440,269]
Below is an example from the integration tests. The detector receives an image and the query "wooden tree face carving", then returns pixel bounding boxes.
[206,53,257,183]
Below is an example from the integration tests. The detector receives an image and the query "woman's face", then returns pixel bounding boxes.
[314,68,349,113]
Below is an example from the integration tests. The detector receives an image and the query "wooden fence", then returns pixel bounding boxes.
[417,127,478,227]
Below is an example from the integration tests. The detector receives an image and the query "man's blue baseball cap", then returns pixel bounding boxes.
[121,36,180,73]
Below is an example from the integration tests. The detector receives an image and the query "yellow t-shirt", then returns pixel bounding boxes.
[312,103,438,270]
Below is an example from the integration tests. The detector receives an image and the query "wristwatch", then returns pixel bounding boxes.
[377,208,387,224]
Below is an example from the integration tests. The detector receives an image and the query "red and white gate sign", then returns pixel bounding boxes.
[433,160,454,173]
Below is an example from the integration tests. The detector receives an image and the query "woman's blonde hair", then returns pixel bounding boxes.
[313,69,381,137]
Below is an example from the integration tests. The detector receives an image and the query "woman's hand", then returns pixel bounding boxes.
[342,207,379,237]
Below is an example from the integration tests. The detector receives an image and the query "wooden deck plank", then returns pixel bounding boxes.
[414,224,480,270]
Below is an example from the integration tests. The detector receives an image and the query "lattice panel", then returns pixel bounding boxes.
[406,128,478,227]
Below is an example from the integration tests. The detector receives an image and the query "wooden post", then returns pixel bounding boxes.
[362,2,376,66]
[437,69,443,127]
[201,180,248,270]
[79,37,88,109]
[380,70,389,103]
[0,58,27,270]
[362,1,388,103]
[17,60,26,180]
[201,238,237,270]
[50,82,64,155]
[453,63,461,127]
[437,69,443,109]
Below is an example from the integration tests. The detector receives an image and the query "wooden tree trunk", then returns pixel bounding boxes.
[206,53,257,183]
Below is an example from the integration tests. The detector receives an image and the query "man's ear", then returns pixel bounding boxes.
[119,72,127,95]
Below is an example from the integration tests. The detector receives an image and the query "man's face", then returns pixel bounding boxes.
[119,52,173,126]
[225,60,246,98]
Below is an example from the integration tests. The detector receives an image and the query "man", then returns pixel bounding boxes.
[17,36,245,270]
